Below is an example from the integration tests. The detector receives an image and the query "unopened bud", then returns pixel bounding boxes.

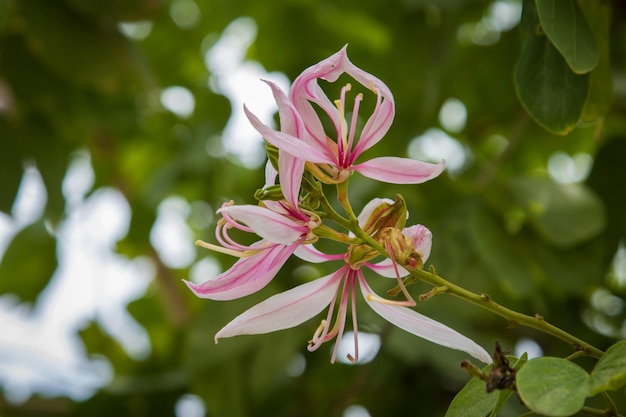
[254,184,284,202]
[380,227,424,269]
[361,195,407,238]
[347,243,379,269]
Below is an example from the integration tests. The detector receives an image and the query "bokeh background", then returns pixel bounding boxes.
[1,0,625,416]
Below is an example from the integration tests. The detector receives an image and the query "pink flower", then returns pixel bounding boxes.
[244,46,446,184]
[213,202,492,365]
[184,199,320,300]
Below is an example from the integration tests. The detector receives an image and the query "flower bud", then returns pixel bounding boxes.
[380,227,424,270]
[254,184,285,202]
[360,195,407,239]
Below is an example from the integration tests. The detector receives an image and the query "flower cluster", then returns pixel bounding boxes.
[185,46,491,365]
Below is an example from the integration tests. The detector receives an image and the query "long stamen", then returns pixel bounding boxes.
[334,83,351,164]
[308,279,342,351]
[344,93,363,166]
[385,241,416,306]
[366,292,416,307]
[195,239,260,258]
[330,277,351,363]
[346,275,359,363]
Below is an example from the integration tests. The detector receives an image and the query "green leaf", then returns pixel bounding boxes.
[516,357,591,416]
[17,0,128,91]
[535,0,599,74]
[446,355,526,417]
[444,375,498,417]
[516,0,589,134]
[0,221,57,303]
[0,121,23,214]
[579,0,613,123]
[509,178,606,248]
[590,340,626,395]
[515,33,589,135]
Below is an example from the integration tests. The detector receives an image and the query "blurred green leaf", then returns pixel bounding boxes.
[516,0,589,134]
[590,340,626,395]
[0,121,23,214]
[579,0,612,123]
[535,0,598,74]
[516,357,591,416]
[469,207,535,297]
[17,0,129,91]
[509,178,606,248]
[64,0,164,21]
[515,33,589,135]
[0,221,57,303]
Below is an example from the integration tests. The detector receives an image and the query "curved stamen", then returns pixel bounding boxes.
[195,239,260,258]
[330,277,351,363]
[308,276,342,351]
[346,273,359,363]
[385,241,416,306]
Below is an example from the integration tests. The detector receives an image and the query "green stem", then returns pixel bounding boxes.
[407,267,604,359]
[336,180,358,222]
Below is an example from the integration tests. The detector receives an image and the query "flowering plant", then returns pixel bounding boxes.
[186,46,626,417]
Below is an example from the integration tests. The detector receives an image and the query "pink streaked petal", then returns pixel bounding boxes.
[262,80,301,137]
[294,244,345,263]
[359,276,492,364]
[278,150,305,208]
[185,242,297,300]
[356,198,394,228]
[215,271,344,341]
[365,259,409,278]
[353,157,446,184]
[403,225,433,262]
[218,204,307,244]
[245,105,335,164]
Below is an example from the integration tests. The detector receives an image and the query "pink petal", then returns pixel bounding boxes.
[294,244,345,263]
[219,204,307,244]
[278,150,305,209]
[185,242,297,300]
[353,157,446,184]
[215,271,343,341]
[403,225,433,262]
[244,105,334,164]
[359,276,492,364]
[290,46,395,161]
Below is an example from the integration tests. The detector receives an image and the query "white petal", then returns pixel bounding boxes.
[215,272,343,341]
[356,198,394,228]
[359,277,492,364]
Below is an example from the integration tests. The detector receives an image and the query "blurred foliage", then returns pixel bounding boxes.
[1,0,626,416]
